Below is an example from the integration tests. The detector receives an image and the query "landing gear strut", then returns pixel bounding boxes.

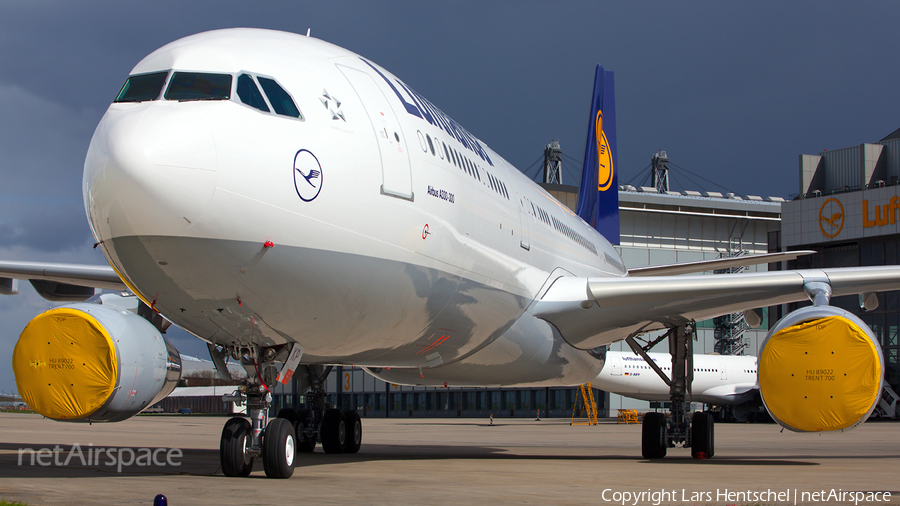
[627,322,715,459]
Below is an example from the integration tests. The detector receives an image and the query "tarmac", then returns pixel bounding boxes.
[0,412,897,506]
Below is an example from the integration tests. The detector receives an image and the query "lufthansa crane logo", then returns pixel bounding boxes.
[818,198,844,238]
[293,149,323,202]
[596,110,614,192]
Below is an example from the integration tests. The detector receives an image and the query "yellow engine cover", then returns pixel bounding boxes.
[12,307,118,420]
[759,315,881,432]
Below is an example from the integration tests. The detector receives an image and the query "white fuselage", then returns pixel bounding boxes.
[83,28,624,386]
[594,352,759,405]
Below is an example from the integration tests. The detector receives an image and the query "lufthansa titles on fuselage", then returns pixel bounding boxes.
[361,58,493,167]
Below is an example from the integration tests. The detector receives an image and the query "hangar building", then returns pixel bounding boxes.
[779,131,900,397]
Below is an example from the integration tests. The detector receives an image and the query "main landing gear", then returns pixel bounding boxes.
[626,322,715,460]
[275,365,362,456]
[216,348,364,479]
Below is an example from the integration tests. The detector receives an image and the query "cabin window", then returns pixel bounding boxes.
[237,74,269,112]
[257,77,301,118]
[165,72,232,101]
[115,71,168,103]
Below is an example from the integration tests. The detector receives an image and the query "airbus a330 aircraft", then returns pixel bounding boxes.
[3,28,898,478]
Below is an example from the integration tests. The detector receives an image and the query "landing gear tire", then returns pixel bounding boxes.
[691,411,715,459]
[343,409,362,454]
[321,408,347,454]
[220,417,254,477]
[262,417,296,479]
[642,412,668,459]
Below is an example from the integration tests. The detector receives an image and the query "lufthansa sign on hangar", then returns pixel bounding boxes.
[781,185,900,247]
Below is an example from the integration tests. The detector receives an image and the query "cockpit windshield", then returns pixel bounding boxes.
[114,72,168,103]
[258,77,301,118]
[237,74,269,112]
[112,69,302,121]
[164,72,232,101]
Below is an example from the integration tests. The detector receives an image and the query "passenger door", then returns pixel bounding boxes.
[337,65,413,200]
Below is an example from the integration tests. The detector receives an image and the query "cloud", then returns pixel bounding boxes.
[0,84,96,194]
[0,84,97,252]
[0,202,93,252]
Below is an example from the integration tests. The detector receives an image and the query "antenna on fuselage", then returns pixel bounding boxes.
[306,28,311,37]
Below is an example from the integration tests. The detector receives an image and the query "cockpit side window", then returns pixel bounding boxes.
[164,72,232,102]
[115,72,168,103]
[237,74,269,112]
[257,77,302,118]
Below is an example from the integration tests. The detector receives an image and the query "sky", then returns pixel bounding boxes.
[2,1,900,393]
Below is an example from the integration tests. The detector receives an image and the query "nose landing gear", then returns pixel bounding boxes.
[221,386,296,478]
[218,344,296,478]
[218,355,365,478]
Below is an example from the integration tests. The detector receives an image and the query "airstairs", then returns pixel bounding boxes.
[570,383,599,425]
[876,383,899,419]
[714,241,750,355]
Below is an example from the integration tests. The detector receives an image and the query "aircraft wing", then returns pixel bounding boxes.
[0,260,127,301]
[531,266,900,350]
[626,250,816,277]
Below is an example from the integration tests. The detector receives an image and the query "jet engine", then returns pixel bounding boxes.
[758,305,883,433]
[12,302,181,422]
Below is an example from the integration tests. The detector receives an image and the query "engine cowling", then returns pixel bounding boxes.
[12,303,181,422]
[759,305,883,433]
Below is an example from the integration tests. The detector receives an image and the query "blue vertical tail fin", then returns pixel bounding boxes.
[575,65,619,245]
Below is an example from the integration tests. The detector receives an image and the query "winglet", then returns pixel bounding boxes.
[575,65,619,245]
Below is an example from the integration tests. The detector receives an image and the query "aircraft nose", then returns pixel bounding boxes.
[84,104,218,241]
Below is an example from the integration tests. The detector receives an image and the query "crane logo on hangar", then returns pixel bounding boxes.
[819,198,844,238]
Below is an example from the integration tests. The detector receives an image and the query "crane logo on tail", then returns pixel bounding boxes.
[596,110,614,192]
